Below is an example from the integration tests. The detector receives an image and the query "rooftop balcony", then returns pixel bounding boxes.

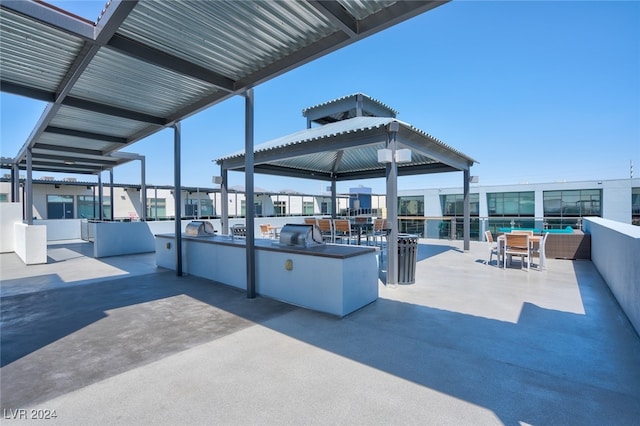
[1,237,639,424]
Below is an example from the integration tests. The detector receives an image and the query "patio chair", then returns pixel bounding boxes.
[484,230,499,265]
[316,218,334,243]
[503,233,531,270]
[371,218,387,247]
[333,219,355,245]
[531,232,549,270]
[304,218,318,227]
[259,224,276,239]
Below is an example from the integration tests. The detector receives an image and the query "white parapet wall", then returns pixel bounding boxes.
[93,221,156,258]
[1,203,23,253]
[583,217,640,337]
[14,222,47,265]
[35,219,82,241]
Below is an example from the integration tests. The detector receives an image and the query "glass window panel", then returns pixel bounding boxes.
[440,194,478,216]
[303,201,314,215]
[487,192,534,217]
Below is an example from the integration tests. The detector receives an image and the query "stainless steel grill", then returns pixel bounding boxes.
[279,224,324,248]
[185,221,216,236]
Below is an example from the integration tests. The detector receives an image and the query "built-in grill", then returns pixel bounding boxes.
[185,220,216,236]
[279,224,324,248]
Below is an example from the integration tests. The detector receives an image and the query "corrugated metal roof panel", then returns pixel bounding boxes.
[0,9,84,92]
[219,116,394,161]
[271,151,339,174]
[70,48,218,117]
[338,0,396,21]
[118,0,337,80]
[37,132,115,153]
[302,93,400,116]
[50,105,150,140]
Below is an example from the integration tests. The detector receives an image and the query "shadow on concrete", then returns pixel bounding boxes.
[263,291,640,425]
[1,272,296,408]
[2,251,639,424]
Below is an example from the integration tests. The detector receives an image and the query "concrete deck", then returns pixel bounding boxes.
[1,239,639,424]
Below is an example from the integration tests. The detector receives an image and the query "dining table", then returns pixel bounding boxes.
[350,222,373,245]
[497,233,542,268]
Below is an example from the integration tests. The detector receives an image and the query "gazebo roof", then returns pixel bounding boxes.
[216,115,477,181]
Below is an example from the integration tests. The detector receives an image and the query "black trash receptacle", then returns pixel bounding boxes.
[397,234,419,284]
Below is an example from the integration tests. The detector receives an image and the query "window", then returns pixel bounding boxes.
[303,201,314,215]
[77,195,98,219]
[543,189,601,229]
[147,198,166,219]
[487,192,534,217]
[441,194,479,216]
[543,189,601,218]
[199,198,214,217]
[185,199,198,217]
[101,196,112,220]
[320,201,331,215]
[399,196,425,216]
[47,195,74,219]
[274,201,286,216]
[0,193,8,202]
[632,188,640,226]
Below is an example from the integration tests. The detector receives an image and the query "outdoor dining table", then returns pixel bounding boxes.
[497,234,541,267]
[351,222,373,245]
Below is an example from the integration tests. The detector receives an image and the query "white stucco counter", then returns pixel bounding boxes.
[155,234,379,317]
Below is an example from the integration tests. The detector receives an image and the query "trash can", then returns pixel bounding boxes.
[397,234,419,284]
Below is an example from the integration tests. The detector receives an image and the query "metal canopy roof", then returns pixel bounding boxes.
[216,115,477,181]
[1,0,448,176]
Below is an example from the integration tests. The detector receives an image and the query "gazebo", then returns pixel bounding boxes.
[216,93,477,286]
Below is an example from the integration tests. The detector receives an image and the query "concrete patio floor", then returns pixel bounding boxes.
[1,239,639,425]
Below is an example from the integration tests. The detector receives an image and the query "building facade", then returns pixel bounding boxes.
[397,178,640,239]
[1,177,638,240]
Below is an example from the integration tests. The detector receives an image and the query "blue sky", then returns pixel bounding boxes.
[2,0,639,194]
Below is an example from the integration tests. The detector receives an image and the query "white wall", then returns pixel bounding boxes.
[93,222,155,257]
[0,203,23,252]
[583,217,640,337]
[14,222,47,264]
[35,219,82,240]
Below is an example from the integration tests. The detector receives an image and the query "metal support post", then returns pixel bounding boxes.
[244,88,256,299]
[463,169,470,251]
[26,148,33,224]
[386,122,399,286]
[174,122,183,276]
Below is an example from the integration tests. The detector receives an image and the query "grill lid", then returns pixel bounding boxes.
[185,221,216,236]
[279,224,324,247]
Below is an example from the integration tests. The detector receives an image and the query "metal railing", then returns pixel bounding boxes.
[397,216,586,241]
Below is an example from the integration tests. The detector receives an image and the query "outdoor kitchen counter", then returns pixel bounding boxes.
[155,234,379,317]
[157,233,376,258]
